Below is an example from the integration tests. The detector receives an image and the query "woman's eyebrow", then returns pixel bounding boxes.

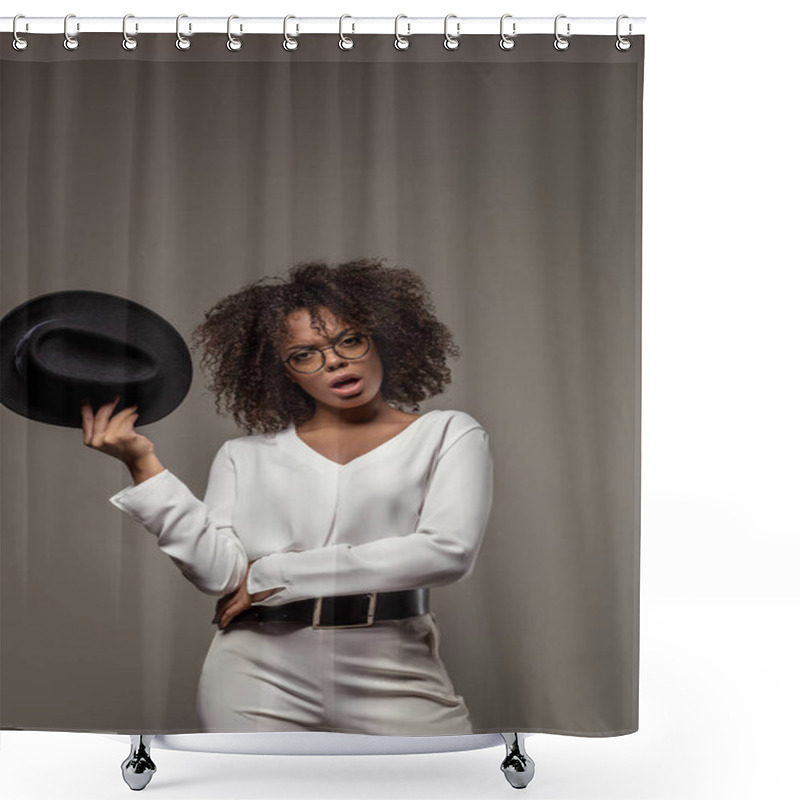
[286,343,318,352]
[286,328,354,351]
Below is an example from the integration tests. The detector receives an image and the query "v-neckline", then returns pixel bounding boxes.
[288,410,438,469]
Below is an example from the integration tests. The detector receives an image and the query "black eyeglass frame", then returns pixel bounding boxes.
[282,331,372,374]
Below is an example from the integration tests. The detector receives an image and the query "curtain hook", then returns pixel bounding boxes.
[122,14,138,51]
[394,15,411,50]
[283,15,299,51]
[227,15,243,51]
[63,13,79,51]
[176,13,192,50]
[443,14,460,51]
[339,14,354,50]
[499,13,516,50]
[12,14,29,51]
[616,15,632,51]
[554,14,570,51]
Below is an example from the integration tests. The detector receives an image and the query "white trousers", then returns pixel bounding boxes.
[196,611,473,735]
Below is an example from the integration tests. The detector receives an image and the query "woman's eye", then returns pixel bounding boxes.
[294,352,311,361]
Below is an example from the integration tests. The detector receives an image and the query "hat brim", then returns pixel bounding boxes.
[1,290,193,428]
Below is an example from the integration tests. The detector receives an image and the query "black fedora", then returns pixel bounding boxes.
[0,290,193,428]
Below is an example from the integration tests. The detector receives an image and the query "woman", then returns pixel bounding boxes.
[82,257,494,735]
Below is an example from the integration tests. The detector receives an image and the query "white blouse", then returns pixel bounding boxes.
[108,408,494,607]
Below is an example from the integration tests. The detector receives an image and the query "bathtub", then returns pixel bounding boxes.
[103,731,535,790]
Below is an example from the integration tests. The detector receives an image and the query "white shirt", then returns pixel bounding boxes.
[108,408,494,607]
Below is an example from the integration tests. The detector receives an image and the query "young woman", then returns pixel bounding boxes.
[82,257,494,735]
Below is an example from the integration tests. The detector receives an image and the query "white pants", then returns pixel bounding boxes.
[196,611,473,735]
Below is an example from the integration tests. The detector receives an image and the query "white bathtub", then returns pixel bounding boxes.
[104,731,517,755]
[103,731,535,789]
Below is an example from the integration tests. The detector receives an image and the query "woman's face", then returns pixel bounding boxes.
[279,307,383,409]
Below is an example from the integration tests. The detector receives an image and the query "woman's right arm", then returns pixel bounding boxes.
[82,397,249,596]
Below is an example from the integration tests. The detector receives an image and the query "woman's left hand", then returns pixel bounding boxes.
[213,560,280,629]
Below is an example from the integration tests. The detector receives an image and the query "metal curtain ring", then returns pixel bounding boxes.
[12,14,28,51]
[227,15,242,51]
[176,13,192,50]
[283,15,299,51]
[122,14,138,50]
[554,14,571,51]
[394,15,411,50]
[499,13,516,50]
[443,14,460,50]
[616,15,632,51]
[63,13,79,51]
[339,14,354,50]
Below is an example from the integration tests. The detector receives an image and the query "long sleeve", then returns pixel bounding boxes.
[108,441,249,596]
[247,426,494,605]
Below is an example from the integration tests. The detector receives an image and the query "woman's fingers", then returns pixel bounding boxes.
[217,601,240,629]
[96,396,123,431]
[81,395,119,442]
[82,396,142,445]
[80,400,95,444]
[213,594,235,626]
[216,593,253,628]
[213,581,252,628]
[108,404,139,435]
[81,397,155,465]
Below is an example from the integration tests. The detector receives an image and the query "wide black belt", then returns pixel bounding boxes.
[230,588,429,630]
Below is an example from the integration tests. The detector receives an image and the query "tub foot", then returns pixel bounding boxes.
[121,735,157,790]
[500,732,535,789]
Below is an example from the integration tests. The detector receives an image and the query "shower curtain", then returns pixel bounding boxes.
[0,30,644,737]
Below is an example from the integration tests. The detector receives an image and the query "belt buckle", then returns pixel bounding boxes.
[312,593,377,630]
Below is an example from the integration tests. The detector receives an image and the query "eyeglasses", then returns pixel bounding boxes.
[283,331,372,374]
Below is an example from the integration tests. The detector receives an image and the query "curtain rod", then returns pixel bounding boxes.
[1,16,647,37]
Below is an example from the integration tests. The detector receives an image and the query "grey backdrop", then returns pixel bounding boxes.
[0,33,644,736]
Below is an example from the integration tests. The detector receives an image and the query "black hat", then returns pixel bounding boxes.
[0,290,193,428]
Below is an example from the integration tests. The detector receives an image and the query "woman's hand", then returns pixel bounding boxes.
[213,560,282,629]
[81,395,156,466]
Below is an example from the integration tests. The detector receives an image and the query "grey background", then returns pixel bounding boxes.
[0,33,643,735]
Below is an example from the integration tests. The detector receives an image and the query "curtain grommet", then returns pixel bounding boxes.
[394,15,411,50]
[616,15,632,51]
[339,14,354,50]
[12,14,28,51]
[121,14,138,51]
[176,14,192,50]
[443,14,460,51]
[553,14,570,51]
[227,15,242,51]
[283,15,299,51]
[499,14,516,50]
[63,13,79,51]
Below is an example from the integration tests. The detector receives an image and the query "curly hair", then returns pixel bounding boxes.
[189,257,461,435]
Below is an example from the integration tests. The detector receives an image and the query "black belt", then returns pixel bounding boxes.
[230,588,429,630]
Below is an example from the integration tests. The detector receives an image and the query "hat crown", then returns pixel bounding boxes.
[15,318,160,388]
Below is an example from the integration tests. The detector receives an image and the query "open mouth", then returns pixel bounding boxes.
[330,376,363,394]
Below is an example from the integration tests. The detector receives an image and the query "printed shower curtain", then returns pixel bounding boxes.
[0,30,644,737]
